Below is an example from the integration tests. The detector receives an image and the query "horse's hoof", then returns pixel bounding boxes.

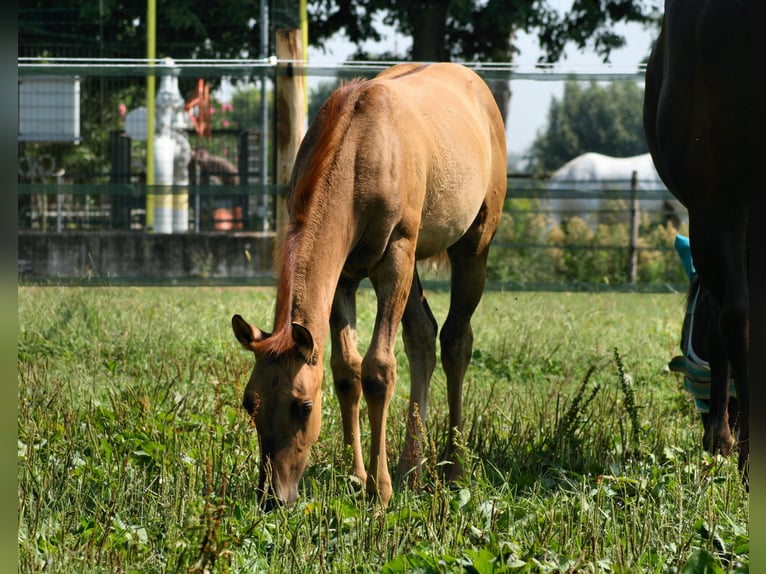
[703,428,735,457]
[347,473,365,494]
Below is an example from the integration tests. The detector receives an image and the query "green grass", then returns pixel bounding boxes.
[17,286,748,573]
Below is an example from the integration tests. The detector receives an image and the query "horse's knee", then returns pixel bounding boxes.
[362,376,391,402]
[402,328,436,366]
[361,354,396,401]
[334,377,362,403]
[331,354,363,405]
[440,321,473,364]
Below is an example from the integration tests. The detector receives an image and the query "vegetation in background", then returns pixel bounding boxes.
[486,195,688,286]
[19,0,660,65]
[307,0,658,64]
[18,287,748,572]
[527,79,649,175]
[19,0,661,188]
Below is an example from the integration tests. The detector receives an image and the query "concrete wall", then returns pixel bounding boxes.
[18,231,276,281]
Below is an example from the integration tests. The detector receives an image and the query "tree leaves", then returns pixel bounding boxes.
[528,79,648,174]
[306,0,658,64]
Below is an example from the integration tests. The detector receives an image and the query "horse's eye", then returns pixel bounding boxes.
[295,400,313,420]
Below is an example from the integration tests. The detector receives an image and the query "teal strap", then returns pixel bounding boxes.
[674,234,696,281]
[669,355,737,413]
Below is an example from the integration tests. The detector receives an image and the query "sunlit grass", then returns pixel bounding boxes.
[18,286,748,572]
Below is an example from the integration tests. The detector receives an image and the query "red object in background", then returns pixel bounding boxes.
[185,79,211,138]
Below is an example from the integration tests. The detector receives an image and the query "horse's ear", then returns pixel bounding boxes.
[232,314,268,352]
[292,323,318,365]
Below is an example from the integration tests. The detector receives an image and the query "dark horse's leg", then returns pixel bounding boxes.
[690,207,749,480]
[397,268,438,485]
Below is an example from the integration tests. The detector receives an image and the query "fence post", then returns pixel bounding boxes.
[627,170,639,283]
[109,130,132,229]
[275,29,306,258]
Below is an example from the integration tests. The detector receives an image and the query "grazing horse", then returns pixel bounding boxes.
[232,63,506,506]
[644,0,754,481]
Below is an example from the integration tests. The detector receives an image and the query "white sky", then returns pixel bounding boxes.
[307,15,658,157]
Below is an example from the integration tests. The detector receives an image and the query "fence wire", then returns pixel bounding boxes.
[17,58,688,290]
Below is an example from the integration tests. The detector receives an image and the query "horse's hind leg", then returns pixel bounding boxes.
[703,316,735,456]
[397,268,438,486]
[690,206,749,479]
[440,240,493,482]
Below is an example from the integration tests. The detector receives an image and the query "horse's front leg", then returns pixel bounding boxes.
[364,238,416,505]
[330,278,367,488]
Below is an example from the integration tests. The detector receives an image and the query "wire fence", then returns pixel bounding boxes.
[17,58,689,290]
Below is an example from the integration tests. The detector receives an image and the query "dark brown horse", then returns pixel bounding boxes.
[232,63,506,506]
[644,0,755,482]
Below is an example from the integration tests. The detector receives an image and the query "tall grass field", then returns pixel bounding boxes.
[18,286,748,573]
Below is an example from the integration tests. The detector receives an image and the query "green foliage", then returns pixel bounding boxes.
[20,0,659,66]
[18,287,748,572]
[19,1,660,198]
[226,83,279,131]
[487,196,689,286]
[528,79,650,174]
[20,0,265,64]
[308,0,657,63]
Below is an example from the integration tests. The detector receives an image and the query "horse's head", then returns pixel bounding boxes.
[231,314,323,508]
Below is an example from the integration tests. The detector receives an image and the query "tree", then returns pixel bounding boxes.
[19,0,264,64]
[18,1,660,182]
[308,1,658,65]
[527,79,648,174]
[19,0,267,183]
[306,0,658,122]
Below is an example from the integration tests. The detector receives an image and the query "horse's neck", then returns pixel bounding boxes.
[275,217,349,346]
[275,93,358,344]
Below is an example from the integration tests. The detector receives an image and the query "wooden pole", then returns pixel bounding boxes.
[627,170,640,284]
[300,0,309,117]
[275,28,306,257]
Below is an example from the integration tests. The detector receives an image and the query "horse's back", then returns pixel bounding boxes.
[371,63,505,169]
[362,63,507,257]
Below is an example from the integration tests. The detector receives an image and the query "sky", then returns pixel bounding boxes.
[306,13,659,158]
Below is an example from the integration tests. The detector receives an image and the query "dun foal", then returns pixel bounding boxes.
[232,63,507,506]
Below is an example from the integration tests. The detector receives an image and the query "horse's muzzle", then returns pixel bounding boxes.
[257,460,300,510]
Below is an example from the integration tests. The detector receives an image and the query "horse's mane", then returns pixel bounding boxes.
[257,78,367,358]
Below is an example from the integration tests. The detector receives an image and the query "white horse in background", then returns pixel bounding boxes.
[546,152,687,227]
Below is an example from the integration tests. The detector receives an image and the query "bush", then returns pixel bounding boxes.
[487,199,687,286]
